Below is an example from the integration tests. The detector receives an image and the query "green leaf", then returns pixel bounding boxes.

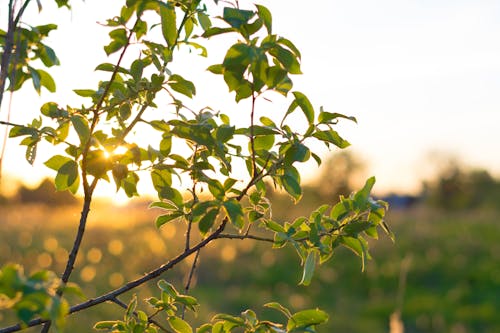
[344,221,373,236]
[85,150,110,179]
[270,45,301,74]
[158,280,178,297]
[130,59,144,81]
[37,69,56,92]
[256,5,272,34]
[318,109,357,124]
[198,208,219,235]
[277,37,301,59]
[28,66,41,94]
[223,43,254,69]
[168,316,193,333]
[38,44,60,67]
[25,142,38,165]
[196,324,212,333]
[339,235,363,257]
[149,201,178,211]
[284,142,310,164]
[160,4,177,47]
[70,115,90,144]
[94,321,117,330]
[95,63,129,74]
[207,64,223,74]
[202,27,235,38]
[215,125,234,142]
[207,179,225,199]
[50,159,79,193]
[40,102,61,118]
[291,91,314,124]
[253,134,274,151]
[264,302,292,318]
[223,199,244,229]
[281,167,302,202]
[353,176,376,208]
[73,89,95,98]
[265,66,287,89]
[197,12,212,31]
[168,74,196,98]
[155,212,184,228]
[287,309,328,331]
[104,39,125,55]
[299,249,318,286]
[312,130,351,149]
[45,155,72,170]
[223,7,255,29]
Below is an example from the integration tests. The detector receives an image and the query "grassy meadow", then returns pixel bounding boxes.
[0,199,498,333]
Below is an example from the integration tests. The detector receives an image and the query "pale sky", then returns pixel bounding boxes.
[1,0,499,197]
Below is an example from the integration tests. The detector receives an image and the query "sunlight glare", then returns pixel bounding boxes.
[112,145,129,156]
[112,191,130,207]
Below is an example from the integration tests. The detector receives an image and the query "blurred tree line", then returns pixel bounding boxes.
[0,178,78,206]
[268,152,500,215]
[423,164,500,210]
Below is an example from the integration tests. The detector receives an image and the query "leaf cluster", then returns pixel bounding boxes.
[0,1,393,332]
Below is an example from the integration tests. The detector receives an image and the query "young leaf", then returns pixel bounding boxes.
[155,212,183,228]
[197,12,212,31]
[264,302,292,318]
[256,5,272,34]
[168,316,193,333]
[299,249,318,286]
[28,66,41,94]
[291,91,314,124]
[73,89,95,98]
[37,69,56,92]
[95,63,129,74]
[149,201,178,211]
[353,176,376,208]
[94,321,117,330]
[70,115,90,144]
[287,309,328,331]
[223,7,255,29]
[281,167,302,202]
[168,74,196,98]
[312,130,351,149]
[160,4,177,47]
[198,208,219,235]
[223,199,244,229]
[269,45,301,74]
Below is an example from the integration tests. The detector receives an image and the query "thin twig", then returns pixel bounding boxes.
[0,1,17,109]
[249,92,257,178]
[217,233,274,243]
[185,145,200,251]
[1,16,23,183]
[181,249,200,319]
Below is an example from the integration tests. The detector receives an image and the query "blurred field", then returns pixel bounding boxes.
[0,200,499,333]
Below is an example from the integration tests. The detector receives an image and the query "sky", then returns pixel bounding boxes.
[1,0,500,198]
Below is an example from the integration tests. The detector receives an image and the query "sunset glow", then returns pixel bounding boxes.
[1,0,499,198]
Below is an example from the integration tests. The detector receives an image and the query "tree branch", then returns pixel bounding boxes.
[181,249,200,319]
[217,233,274,243]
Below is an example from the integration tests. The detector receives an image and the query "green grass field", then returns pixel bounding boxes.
[0,202,498,332]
